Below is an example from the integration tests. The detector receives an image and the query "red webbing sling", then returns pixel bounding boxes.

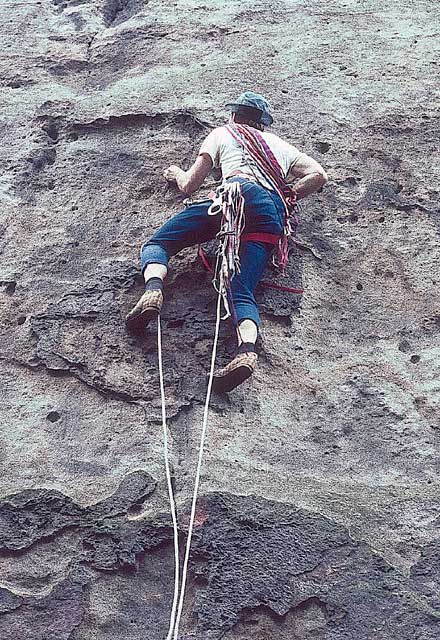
[225,123,300,273]
[198,244,304,295]
[222,123,303,294]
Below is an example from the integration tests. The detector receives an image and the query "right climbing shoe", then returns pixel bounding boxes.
[125,289,163,336]
[212,344,258,393]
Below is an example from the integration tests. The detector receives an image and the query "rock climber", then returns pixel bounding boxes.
[126,91,328,392]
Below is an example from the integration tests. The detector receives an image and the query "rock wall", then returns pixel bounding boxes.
[1,1,439,638]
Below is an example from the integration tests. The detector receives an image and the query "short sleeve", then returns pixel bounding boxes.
[263,132,303,177]
[198,128,221,168]
[282,140,302,171]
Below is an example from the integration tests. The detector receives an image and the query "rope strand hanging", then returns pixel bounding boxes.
[158,290,223,640]
[157,317,181,640]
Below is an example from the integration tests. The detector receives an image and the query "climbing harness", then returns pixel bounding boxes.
[198,243,304,295]
[198,173,304,295]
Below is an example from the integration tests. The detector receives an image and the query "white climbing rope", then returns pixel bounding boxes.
[157,289,223,640]
[157,316,181,640]
[172,290,223,640]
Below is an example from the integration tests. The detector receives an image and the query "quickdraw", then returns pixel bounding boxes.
[208,180,246,319]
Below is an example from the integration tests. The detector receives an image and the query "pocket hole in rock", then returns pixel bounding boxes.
[47,411,61,422]
[127,503,145,518]
[316,141,331,154]
[6,282,16,295]
[43,123,59,142]
[167,319,185,328]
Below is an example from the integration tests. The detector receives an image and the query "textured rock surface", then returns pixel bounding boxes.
[1,0,439,638]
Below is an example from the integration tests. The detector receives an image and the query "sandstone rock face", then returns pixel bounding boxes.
[1,1,439,638]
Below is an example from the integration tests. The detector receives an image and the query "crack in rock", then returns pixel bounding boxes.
[72,109,214,136]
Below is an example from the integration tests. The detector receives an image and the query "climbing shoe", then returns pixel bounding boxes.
[212,344,258,393]
[125,289,163,336]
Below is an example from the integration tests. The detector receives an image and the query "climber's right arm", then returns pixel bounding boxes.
[163,154,213,195]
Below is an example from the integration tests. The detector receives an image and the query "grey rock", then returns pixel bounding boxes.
[1,0,440,638]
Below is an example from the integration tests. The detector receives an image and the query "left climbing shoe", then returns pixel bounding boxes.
[125,289,163,336]
[212,349,258,393]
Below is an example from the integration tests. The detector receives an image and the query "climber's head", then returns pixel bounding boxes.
[226,91,274,131]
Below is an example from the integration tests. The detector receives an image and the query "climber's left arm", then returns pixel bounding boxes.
[163,153,213,195]
[287,154,328,200]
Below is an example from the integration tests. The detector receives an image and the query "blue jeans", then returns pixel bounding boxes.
[140,177,285,327]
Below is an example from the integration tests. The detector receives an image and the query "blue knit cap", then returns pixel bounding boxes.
[225,91,274,126]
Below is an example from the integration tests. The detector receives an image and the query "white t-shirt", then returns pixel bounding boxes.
[198,126,303,190]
